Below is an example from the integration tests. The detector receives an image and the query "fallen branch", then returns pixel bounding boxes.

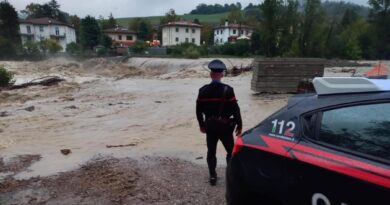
[9,76,65,90]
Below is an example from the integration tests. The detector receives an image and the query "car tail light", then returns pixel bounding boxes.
[232,136,244,156]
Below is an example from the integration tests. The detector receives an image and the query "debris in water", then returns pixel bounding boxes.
[64,105,78,109]
[61,149,72,155]
[106,143,137,148]
[195,156,203,160]
[9,76,65,90]
[0,111,10,117]
[20,106,35,112]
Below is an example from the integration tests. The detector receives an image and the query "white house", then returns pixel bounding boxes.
[103,26,137,47]
[19,17,76,52]
[161,21,202,46]
[214,21,254,45]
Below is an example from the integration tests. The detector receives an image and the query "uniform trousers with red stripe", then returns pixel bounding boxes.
[205,119,234,177]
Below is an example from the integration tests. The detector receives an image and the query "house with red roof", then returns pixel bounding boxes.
[161,21,202,46]
[214,20,254,45]
[103,26,137,47]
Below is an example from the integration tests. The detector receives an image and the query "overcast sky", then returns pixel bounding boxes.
[9,0,369,18]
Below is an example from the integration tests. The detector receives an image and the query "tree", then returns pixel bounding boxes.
[280,0,300,55]
[251,28,261,54]
[368,0,390,59]
[100,35,112,48]
[200,23,214,45]
[129,18,152,41]
[0,1,20,58]
[100,13,117,30]
[160,9,180,25]
[80,16,102,50]
[299,0,326,57]
[22,0,66,22]
[69,15,81,42]
[260,0,283,56]
[227,8,243,23]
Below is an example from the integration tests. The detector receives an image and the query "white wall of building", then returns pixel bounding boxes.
[162,26,201,46]
[214,26,253,45]
[19,23,76,52]
[106,33,137,42]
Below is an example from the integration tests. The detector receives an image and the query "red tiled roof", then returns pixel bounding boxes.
[161,21,202,28]
[103,27,137,34]
[214,23,254,30]
[19,17,73,27]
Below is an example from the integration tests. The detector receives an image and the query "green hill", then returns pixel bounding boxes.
[116,12,229,27]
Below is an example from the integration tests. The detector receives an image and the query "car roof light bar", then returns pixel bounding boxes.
[313,77,390,95]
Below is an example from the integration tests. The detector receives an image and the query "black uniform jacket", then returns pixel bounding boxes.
[196,81,242,130]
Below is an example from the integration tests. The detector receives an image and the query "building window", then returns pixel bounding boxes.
[27,25,31,34]
[221,30,223,34]
[220,39,223,43]
[118,35,122,40]
[55,27,59,35]
[39,26,44,32]
[40,36,44,41]
[126,35,133,41]
[192,29,195,33]
[176,27,179,32]
[246,30,249,35]
[175,37,179,42]
[192,38,195,43]
[185,38,189,43]
[216,30,219,35]
[241,30,244,34]
[233,29,236,34]
[186,28,189,33]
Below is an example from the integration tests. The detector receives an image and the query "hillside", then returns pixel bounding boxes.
[116,12,229,27]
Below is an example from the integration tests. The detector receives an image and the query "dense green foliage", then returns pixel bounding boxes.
[66,42,82,55]
[129,18,153,40]
[80,16,102,50]
[0,66,13,87]
[0,1,20,58]
[21,0,67,22]
[99,13,117,30]
[131,41,148,54]
[190,3,242,14]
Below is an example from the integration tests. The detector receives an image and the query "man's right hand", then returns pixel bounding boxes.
[200,127,206,134]
[235,128,242,136]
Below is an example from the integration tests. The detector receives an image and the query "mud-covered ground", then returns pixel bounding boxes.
[0,155,225,205]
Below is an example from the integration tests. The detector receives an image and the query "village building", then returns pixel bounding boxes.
[161,21,201,46]
[19,17,76,52]
[214,21,254,45]
[103,26,137,47]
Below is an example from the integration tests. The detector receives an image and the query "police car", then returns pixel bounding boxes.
[226,77,390,205]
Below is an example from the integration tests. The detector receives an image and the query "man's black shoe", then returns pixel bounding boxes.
[209,176,217,186]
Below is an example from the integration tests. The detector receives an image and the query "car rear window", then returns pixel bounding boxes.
[319,103,390,160]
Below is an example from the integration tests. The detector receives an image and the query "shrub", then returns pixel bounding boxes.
[46,39,63,53]
[183,46,200,59]
[131,40,148,54]
[22,41,41,57]
[66,42,82,55]
[97,47,108,56]
[0,66,14,87]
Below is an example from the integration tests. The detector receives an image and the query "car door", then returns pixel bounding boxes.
[285,101,390,205]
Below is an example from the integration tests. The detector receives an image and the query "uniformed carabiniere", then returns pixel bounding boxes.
[196,59,242,186]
